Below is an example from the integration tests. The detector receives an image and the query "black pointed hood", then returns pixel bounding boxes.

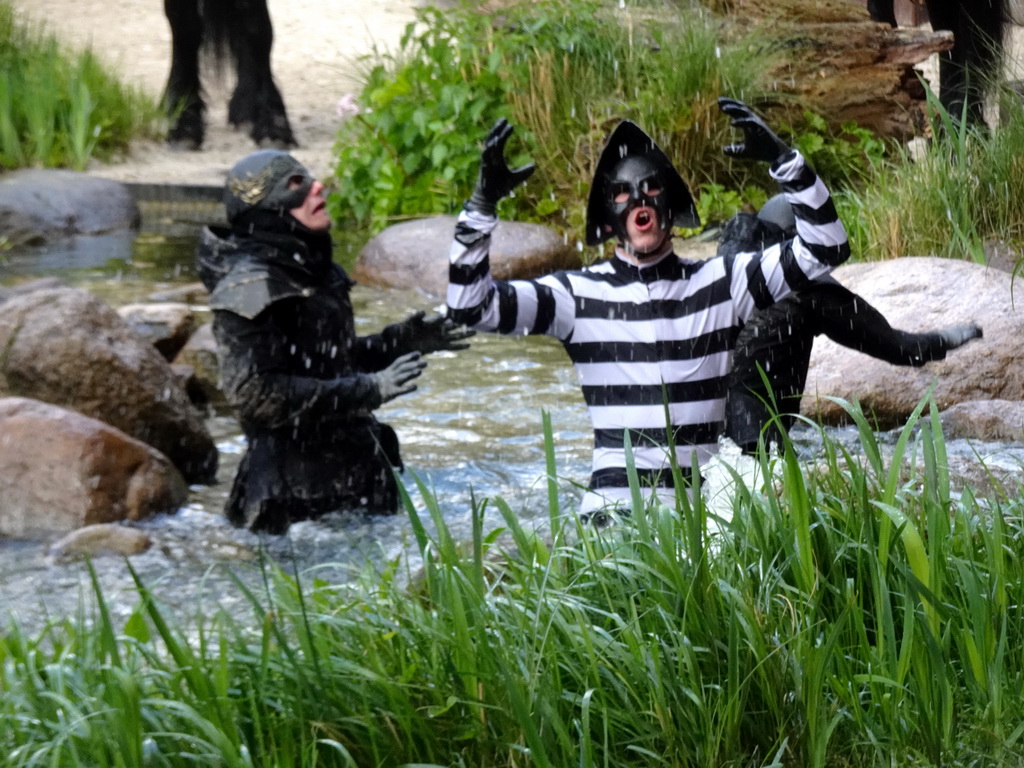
[584,120,700,246]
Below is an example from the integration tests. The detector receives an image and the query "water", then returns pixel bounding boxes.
[3,213,1023,635]
[0,211,593,634]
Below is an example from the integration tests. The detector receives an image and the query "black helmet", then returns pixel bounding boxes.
[224,149,314,223]
[584,120,699,246]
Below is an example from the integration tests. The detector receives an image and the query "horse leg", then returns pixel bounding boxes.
[227,0,297,148]
[162,0,206,150]
[867,0,898,27]
[925,0,1006,127]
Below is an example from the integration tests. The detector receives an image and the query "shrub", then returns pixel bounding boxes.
[328,0,765,243]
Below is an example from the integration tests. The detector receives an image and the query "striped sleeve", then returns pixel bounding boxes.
[730,150,850,323]
[447,209,575,340]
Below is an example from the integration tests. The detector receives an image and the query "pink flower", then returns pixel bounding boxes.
[335,93,361,120]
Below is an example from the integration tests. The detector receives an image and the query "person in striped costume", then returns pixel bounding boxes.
[446,98,850,517]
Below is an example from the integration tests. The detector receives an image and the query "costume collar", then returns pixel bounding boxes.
[611,248,684,284]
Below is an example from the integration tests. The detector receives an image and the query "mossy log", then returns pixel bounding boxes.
[708,0,952,140]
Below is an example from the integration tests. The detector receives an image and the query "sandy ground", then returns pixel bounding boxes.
[9,0,426,187]
[11,0,1024,191]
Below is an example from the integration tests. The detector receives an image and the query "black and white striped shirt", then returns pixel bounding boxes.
[448,151,849,514]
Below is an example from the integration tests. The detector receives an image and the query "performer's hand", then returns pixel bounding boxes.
[374,352,426,403]
[466,118,535,216]
[718,97,791,164]
[400,310,475,354]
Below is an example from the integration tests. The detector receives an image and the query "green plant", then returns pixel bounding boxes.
[790,110,890,191]
[0,1,161,171]
[328,0,766,241]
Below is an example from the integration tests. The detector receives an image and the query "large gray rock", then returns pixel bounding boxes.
[0,169,139,246]
[0,287,218,483]
[802,258,1023,427]
[355,215,581,298]
[0,397,186,540]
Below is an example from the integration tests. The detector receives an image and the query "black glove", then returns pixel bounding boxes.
[718,97,791,164]
[374,352,426,404]
[398,310,476,354]
[466,118,536,216]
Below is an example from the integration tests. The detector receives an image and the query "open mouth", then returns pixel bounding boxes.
[631,207,654,231]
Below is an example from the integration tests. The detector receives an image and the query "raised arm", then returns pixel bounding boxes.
[717,97,850,322]
[447,119,575,340]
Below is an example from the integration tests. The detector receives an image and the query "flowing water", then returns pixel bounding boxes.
[2,207,1024,635]
[0,207,595,633]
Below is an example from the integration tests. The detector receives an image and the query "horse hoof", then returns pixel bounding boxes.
[166,119,205,151]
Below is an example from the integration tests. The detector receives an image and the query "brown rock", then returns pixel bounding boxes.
[0,287,218,483]
[940,400,1024,443]
[117,302,198,361]
[355,215,581,298]
[172,322,224,405]
[48,523,153,561]
[0,397,186,540]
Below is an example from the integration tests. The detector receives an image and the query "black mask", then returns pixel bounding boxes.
[607,155,672,243]
[585,120,699,247]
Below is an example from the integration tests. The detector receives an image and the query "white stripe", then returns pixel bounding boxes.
[588,400,726,429]
[575,352,732,387]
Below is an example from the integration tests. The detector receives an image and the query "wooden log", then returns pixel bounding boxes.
[707,0,953,140]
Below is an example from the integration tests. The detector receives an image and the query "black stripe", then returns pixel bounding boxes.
[532,283,556,335]
[449,258,490,286]
[589,466,702,490]
[569,327,737,364]
[496,282,518,334]
[581,376,728,407]
[448,303,484,327]
[791,199,839,227]
[800,238,850,267]
[454,221,489,248]
[594,421,723,449]
[780,245,814,292]
[744,255,774,311]
[780,163,817,192]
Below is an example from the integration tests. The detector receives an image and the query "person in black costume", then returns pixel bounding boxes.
[197,149,474,533]
[722,194,983,455]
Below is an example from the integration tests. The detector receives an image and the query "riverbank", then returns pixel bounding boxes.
[8,0,425,187]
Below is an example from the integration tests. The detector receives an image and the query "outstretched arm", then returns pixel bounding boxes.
[355,310,475,370]
[447,119,575,340]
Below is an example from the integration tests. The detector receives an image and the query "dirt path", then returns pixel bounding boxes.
[9,0,425,186]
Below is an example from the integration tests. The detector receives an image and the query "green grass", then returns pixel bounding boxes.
[0,0,162,171]
[328,0,771,246]
[4,397,1024,767]
[834,83,1024,263]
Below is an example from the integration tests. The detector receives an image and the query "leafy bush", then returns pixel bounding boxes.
[328,0,765,240]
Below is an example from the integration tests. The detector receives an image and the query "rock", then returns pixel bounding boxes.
[48,523,154,561]
[940,400,1024,443]
[802,258,1024,427]
[0,397,186,540]
[0,286,218,483]
[0,169,140,247]
[0,277,69,304]
[117,302,198,361]
[172,322,224,405]
[147,282,211,304]
[355,215,581,298]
